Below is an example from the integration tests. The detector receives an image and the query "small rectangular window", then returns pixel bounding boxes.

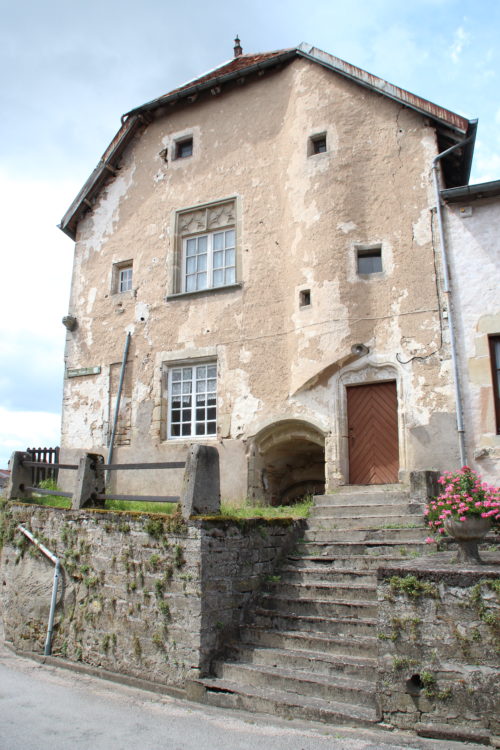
[489,335,500,434]
[357,247,382,275]
[308,133,327,156]
[299,289,311,307]
[168,362,217,438]
[119,265,133,292]
[175,137,193,159]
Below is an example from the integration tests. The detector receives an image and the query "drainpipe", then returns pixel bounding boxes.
[431,135,475,467]
[17,525,61,656]
[107,331,131,483]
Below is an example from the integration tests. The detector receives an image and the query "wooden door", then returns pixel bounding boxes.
[347,381,399,484]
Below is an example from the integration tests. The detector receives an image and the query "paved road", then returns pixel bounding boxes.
[0,645,486,750]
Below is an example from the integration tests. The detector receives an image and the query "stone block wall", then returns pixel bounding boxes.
[377,555,500,739]
[0,502,301,689]
[197,517,305,670]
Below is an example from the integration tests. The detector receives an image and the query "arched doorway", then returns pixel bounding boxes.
[249,420,326,505]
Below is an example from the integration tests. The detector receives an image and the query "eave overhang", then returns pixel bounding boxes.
[59,43,477,241]
[441,178,500,204]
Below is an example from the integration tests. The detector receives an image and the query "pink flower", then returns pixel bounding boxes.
[459,516,467,522]
[425,537,435,544]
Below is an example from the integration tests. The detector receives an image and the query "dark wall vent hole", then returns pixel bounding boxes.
[406,674,423,695]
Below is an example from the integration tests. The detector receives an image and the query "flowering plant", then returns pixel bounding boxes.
[425,466,500,542]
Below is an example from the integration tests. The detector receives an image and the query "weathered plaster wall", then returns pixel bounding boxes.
[0,503,301,684]
[444,197,500,484]
[377,557,500,740]
[60,57,459,500]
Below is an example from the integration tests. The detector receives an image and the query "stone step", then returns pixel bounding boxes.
[310,504,414,519]
[191,677,380,727]
[317,490,410,506]
[303,526,427,542]
[288,553,423,570]
[265,580,377,602]
[259,592,377,619]
[239,626,379,658]
[227,643,378,681]
[214,661,377,707]
[279,565,377,585]
[293,539,428,557]
[252,608,377,636]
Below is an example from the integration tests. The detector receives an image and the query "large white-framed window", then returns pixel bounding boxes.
[167,361,217,438]
[184,229,236,293]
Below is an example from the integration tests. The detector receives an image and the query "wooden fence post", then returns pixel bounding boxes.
[6,452,33,500]
[72,453,106,509]
[181,444,220,519]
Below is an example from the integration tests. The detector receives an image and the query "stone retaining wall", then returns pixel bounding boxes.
[0,502,302,689]
[377,554,500,739]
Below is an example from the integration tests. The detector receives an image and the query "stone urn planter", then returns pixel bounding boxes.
[443,516,492,564]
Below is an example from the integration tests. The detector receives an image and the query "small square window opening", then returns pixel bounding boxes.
[176,138,193,159]
[309,133,327,156]
[119,265,133,292]
[299,290,311,306]
[357,247,382,275]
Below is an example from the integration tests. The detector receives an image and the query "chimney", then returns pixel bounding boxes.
[234,36,243,58]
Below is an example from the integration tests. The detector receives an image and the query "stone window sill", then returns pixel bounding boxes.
[166,283,242,301]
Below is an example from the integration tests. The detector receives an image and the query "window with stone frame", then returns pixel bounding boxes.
[174,199,236,294]
[167,361,217,438]
[112,260,133,294]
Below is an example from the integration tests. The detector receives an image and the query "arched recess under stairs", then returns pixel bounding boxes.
[249,419,326,505]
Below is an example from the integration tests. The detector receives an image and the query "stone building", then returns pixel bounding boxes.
[440,180,500,485]
[59,42,478,502]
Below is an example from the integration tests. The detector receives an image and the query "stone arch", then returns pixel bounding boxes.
[248,419,326,505]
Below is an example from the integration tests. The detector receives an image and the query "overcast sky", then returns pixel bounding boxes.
[0,0,499,469]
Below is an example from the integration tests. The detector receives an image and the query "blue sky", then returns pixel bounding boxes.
[0,0,499,468]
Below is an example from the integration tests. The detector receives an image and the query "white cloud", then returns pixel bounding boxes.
[471,138,500,184]
[0,407,61,469]
[450,25,470,64]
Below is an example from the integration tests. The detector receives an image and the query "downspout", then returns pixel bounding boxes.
[17,525,61,656]
[107,331,131,483]
[431,136,475,467]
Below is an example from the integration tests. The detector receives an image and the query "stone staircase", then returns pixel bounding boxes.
[190,485,430,726]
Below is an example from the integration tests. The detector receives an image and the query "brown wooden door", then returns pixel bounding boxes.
[347,381,399,484]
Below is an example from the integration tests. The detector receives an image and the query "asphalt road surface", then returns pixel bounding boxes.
[0,644,487,750]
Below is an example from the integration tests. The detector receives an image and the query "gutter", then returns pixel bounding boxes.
[431,133,476,467]
[441,178,500,204]
[17,525,61,656]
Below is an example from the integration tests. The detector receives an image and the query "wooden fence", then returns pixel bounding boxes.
[26,446,60,485]
[8,445,220,519]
